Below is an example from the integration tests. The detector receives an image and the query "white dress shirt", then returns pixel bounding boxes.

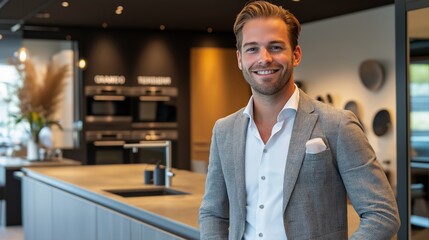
[242,87,299,240]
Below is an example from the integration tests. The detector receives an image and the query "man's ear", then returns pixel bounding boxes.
[236,50,243,70]
[293,45,302,67]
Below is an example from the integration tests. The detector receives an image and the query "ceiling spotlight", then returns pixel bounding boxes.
[102,22,108,28]
[62,1,69,7]
[207,27,213,33]
[292,0,301,2]
[115,6,123,15]
[78,59,87,69]
[17,47,29,63]
[35,12,51,19]
[160,25,166,30]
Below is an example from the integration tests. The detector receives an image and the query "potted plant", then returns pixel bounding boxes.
[12,59,68,160]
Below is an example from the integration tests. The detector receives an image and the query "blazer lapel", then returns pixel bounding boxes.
[283,91,318,211]
[232,113,249,220]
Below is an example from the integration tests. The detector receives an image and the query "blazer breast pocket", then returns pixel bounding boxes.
[301,148,336,185]
[304,148,332,161]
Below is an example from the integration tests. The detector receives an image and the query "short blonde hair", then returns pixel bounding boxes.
[233,1,301,51]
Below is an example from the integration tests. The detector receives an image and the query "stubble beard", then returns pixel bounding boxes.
[242,66,292,96]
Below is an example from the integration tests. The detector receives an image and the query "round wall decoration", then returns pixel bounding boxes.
[316,95,325,102]
[372,109,391,136]
[359,60,385,91]
[326,93,333,105]
[344,100,359,119]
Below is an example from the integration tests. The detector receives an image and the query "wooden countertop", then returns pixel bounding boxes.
[0,156,81,170]
[22,164,206,239]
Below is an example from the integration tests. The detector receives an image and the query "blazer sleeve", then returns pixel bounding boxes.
[336,111,400,239]
[199,121,230,239]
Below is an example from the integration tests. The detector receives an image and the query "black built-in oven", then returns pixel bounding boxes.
[85,86,132,123]
[86,131,132,165]
[131,86,178,128]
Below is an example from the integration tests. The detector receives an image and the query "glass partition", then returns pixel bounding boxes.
[0,30,23,156]
[0,35,81,157]
[409,58,429,236]
[408,4,429,238]
[21,39,80,150]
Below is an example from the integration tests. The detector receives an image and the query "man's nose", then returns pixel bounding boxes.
[258,48,273,65]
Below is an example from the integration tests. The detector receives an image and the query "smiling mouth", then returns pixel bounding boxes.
[253,69,279,75]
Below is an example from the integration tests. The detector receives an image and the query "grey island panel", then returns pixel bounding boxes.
[21,164,203,240]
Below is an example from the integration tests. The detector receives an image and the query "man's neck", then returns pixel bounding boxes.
[253,84,295,121]
[252,84,296,143]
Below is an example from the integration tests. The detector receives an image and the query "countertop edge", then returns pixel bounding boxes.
[22,167,200,240]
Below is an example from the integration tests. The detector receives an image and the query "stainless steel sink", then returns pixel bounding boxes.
[104,187,189,197]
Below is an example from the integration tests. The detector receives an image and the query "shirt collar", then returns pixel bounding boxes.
[243,84,300,123]
[243,96,254,121]
[278,85,299,121]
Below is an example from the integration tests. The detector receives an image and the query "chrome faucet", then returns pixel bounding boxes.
[123,140,174,187]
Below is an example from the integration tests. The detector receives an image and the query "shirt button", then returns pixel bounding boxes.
[259,204,264,209]
[259,233,263,237]
[261,176,266,180]
[263,149,267,153]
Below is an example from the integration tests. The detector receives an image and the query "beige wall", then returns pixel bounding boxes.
[190,48,250,164]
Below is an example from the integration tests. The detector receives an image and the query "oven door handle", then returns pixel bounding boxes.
[93,95,126,101]
[139,96,171,101]
[93,140,125,146]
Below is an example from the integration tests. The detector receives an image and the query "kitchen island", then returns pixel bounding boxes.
[20,164,206,240]
[0,156,81,226]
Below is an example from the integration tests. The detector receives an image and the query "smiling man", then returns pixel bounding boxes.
[199,1,400,239]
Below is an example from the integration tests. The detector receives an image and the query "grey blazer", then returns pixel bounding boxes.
[199,90,400,240]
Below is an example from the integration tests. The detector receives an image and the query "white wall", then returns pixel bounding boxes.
[295,5,397,188]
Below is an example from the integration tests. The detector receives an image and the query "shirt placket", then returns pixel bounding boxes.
[256,144,269,238]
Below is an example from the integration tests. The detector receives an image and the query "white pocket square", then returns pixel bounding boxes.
[305,138,327,154]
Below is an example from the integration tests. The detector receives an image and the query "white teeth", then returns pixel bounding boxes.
[256,70,275,75]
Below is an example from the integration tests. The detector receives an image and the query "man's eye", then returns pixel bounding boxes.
[270,46,283,51]
[245,47,257,53]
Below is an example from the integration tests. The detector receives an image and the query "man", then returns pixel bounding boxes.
[199,1,400,240]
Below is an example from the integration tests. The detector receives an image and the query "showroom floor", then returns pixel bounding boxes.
[0,226,23,240]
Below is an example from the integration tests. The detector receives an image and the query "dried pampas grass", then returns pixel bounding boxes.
[17,60,69,120]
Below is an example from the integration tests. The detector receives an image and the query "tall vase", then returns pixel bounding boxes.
[27,139,39,161]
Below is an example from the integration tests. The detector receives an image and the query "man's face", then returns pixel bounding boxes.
[237,17,301,96]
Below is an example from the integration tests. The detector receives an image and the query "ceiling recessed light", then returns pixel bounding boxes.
[62,1,69,7]
[160,25,166,30]
[17,47,29,62]
[102,22,108,28]
[78,59,87,69]
[35,12,51,19]
[0,34,3,40]
[292,0,301,2]
[115,6,123,15]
